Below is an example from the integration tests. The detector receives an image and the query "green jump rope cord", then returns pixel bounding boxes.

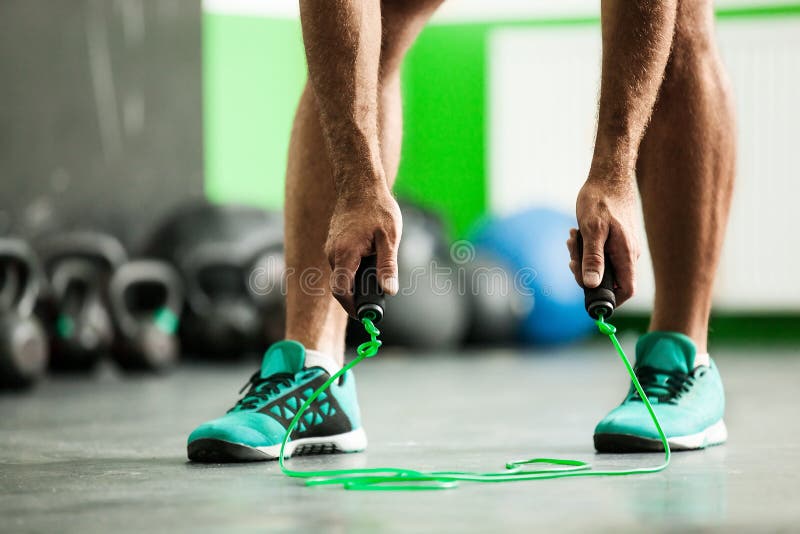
[279,315,670,490]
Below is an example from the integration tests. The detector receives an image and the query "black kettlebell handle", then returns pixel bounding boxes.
[0,239,42,317]
[575,230,616,320]
[109,260,183,338]
[354,255,385,323]
[38,231,127,274]
[0,262,21,311]
[49,259,103,301]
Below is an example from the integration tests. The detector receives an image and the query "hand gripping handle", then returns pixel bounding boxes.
[576,231,616,320]
[354,255,385,324]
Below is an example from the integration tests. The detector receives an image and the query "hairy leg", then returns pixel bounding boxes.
[637,0,736,352]
[284,0,440,361]
[378,0,443,181]
[284,87,349,357]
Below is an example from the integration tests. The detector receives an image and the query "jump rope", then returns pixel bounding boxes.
[279,236,670,490]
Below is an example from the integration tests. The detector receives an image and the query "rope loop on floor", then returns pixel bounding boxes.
[279,315,670,490]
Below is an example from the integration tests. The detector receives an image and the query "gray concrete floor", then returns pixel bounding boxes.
[2,337,799,533]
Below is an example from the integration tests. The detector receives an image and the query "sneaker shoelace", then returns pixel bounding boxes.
[229,371,294,412]
[630,365,706,404]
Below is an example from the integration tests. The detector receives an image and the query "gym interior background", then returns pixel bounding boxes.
[1,0,798,532]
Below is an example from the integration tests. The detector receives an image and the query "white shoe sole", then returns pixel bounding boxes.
[595,419,727,452]
[188,427,367,462]
[668,419,728,450]
[257,427,368,458]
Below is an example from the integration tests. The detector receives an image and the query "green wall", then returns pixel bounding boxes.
[203,15,305,210]
[394,25,488,237]
[202,15,490,237]
[202,3,800,237]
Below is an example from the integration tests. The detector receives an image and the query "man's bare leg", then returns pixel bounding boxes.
[637,0,736,353]
[571,0,731,452]
[188,0,441,463]
[285,0,441,363]
[284,88,351,359]
[378,1,442,178]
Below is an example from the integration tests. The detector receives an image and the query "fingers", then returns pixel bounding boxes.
[328,242,364,317]
[579,221,608,289]
[566,228,582,287]
[607,230,639,306]
[569,224,639,307]
[325,195,402,317]
[327,224,399,317]
[374,228,400,295]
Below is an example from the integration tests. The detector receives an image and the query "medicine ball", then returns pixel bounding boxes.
[142,201,283,265]
[462,252,533,345]
[180,236,285,359]
[360,202,468,349]
[470,208,594,345]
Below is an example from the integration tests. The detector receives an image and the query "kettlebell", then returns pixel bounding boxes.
[37,232,126,371]
[48,259,116,370]
[181,237,284,359]
[0,239,49,390]
[108,260,183,372]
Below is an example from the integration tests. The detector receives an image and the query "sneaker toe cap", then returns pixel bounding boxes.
[188,412,287,448]
[595,404,714,440]
[595,408,662,440]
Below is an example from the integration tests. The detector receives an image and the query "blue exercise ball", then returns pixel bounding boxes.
[469,208,594,345]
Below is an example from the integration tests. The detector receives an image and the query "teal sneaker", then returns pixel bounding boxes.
[594,331,727,452]
[187,340,367,462]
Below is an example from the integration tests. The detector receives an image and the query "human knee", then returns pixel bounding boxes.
[379,0,442,78]
[668,0,719,77]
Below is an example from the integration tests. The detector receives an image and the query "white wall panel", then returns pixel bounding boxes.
[489,18,800,311]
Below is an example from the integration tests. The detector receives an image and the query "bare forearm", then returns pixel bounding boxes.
[593,0,677,178]
[299,0,385,198]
